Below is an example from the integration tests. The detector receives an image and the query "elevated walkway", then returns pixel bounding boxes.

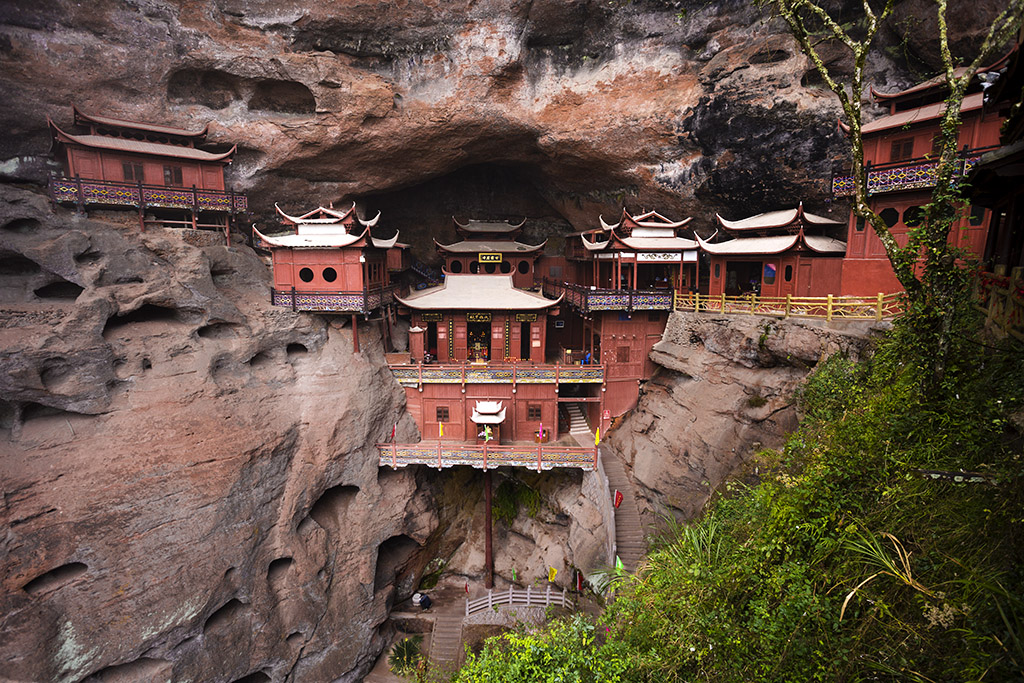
[377,441,598,471]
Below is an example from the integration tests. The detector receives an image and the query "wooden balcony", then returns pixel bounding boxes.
[377,441,598,471]
[831,147,996,198]
[270,284,399,313]
[541,278,675,313]
[675,291,902,321]
[387,362,605,387]
[49,175,247,213]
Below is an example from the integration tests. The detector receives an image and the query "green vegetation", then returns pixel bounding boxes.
[493,478,543,526]
[453,311,1024,681]
[389,636,425,678]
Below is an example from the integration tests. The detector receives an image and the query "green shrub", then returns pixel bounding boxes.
[388,635,424,677]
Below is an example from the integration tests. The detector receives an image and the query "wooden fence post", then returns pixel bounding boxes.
[785,294,792,318]
[826,294,834,321]
[876,292,884,321]
[720,293,726,312]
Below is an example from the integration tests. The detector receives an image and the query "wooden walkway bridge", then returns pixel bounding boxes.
[377,441,598,471]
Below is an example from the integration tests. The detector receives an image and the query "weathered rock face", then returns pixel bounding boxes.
[0,184,435,682]
[0,0,1004,262]
[607,310,880,524]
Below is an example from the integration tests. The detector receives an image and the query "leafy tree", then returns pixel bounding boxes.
[767,0,1023,384]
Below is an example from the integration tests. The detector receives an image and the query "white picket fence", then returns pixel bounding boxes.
[465,585,572,616]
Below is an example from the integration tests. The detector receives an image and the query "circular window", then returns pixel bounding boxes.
[517,260,530,274]
[500,261,512,273]
[469,261,479,274]
[322,267,337,282]
[903,206,924,227]
[484,263,496,274]
[880,207,900,228]
[450,260,463,273]
[299,267,314,283]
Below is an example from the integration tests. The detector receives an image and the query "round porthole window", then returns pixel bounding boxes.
[299,267,314,283]
[469,261,479,274]
[500,261,512,273]
[450,260,463,273]
[322,267,337,282]
[518,260,530,274]
[484,263,496,274]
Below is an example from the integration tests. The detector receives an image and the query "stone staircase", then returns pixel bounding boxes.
[565,403,591,437]
[427,601,465,674]
[565,403,646,573]
[600,448,645,572]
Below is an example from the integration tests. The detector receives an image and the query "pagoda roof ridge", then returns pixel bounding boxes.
[434,238,546,253]
[396,273,562,311]
[73,105,210,138]
[869,52,1010,102]
[624,208,692,229]
[716,204,842,231]
[49,118,235,162]
[275,202,357,224]
[452,217,527,233]
[252,224,373,249]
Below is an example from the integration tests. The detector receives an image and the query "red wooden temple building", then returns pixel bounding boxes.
[697,205,846,297]
[254,203,401,349]
[542,209,696,416]
[47,107,246,239]
[833,63,1006,295]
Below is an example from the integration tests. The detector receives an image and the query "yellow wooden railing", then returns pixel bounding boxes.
[674,291,903,321]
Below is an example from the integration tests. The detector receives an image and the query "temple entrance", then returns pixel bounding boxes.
[467,321,490,362]
[520,321,531,361]
[426,322,438,358]
[725,260,762,296]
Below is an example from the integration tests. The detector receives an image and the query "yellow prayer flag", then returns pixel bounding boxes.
[548,566,557,582]
[439,422,444,437]
[595,427,600,445]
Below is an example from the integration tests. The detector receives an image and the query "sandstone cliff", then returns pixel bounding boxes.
[607,310,880,524]
[0,0,1005,261]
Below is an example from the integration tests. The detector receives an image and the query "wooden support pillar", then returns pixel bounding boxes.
[484,469,494,589]
[351,314,360,354]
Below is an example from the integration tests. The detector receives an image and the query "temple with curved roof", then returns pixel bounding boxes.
[47,107,246,238]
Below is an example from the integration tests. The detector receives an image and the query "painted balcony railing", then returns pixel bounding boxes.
[976,271,1024,342]
[831,148,995,198]
[271,284,399,313]
[388,362,605,387]
[541,278,675,312]
[377,442,598,471]
[49,175,247,213]
[675,291,903,321]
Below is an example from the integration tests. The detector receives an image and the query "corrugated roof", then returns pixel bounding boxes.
[74,107,208,138]
[397,274,561,310]
[53,128,234,161]
[620,236,698,251]
[717,207,842,231]
[862,92,984,133]
[803,235,847,253]
[454,219,524,233]
[253,226,367,249]
[697,233,800,255]
[436,239,545,253]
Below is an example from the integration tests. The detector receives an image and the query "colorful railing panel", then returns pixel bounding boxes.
[832,152,989,198]
[377,442,597,471]
[542,279,676,313]
[49,176,247,212]
[387,363,605,386]
[271,286,397,313]
[674,291,903,321]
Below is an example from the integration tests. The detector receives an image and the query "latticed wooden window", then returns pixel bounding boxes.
[435,406,449,422]
[122,162,144,182]
[163,165,183,186]
[527,404,542,420]
[616,346,630,363]
[890,137,914,162]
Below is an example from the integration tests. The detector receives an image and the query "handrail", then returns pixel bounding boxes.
[831,146,997,198]
[49,174,247,212]
[387,362,606,386]
[674,291,902,322]
[541,278,676,312]
[270,283,400,313]
[377,442,599,472]
[465,585,572,616]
